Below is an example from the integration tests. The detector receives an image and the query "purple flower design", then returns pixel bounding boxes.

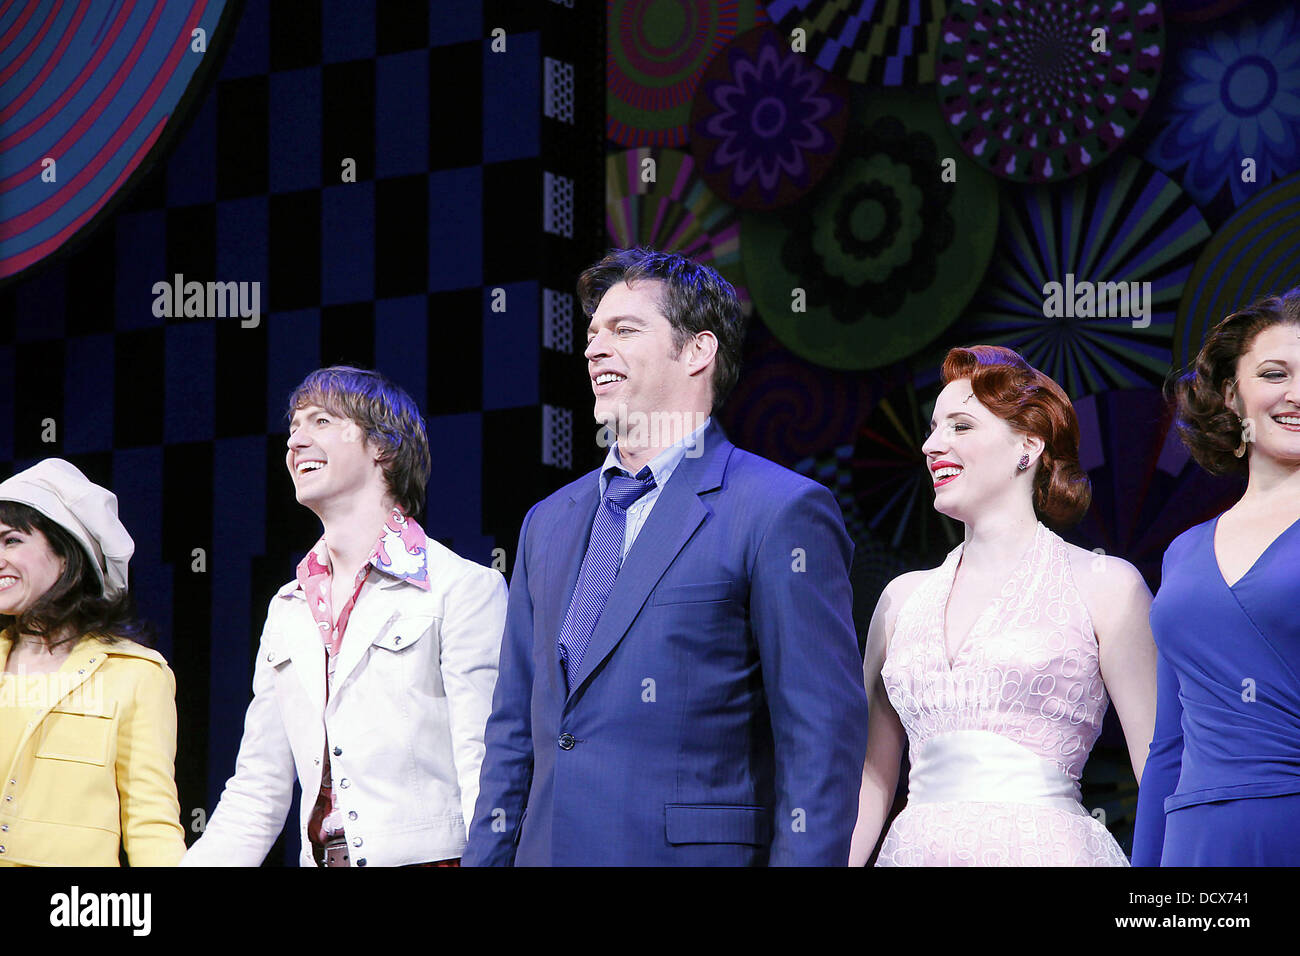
[1147,5,1300,206]
[690,28,848,210]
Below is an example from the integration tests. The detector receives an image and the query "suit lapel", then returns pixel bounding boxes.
[565,425,732,701]
[543,483,599,701]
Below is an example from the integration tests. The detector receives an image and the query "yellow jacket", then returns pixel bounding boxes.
[0,631,185,866]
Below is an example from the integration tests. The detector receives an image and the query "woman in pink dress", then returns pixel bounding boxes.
[849,346,1158,866]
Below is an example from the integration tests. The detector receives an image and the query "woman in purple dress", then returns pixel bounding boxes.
[1133,291,1300,865]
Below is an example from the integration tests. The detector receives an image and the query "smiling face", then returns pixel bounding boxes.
[921,378,1042,522]
[0,522,66,617]
[584,279,714,436]
[1227,323,1300,465]
[286,405,387,514]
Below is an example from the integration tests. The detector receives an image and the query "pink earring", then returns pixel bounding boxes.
[1017,454,1030,471]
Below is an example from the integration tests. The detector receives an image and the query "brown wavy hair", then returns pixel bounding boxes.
[941,345,1091,529]
[0,501,154,648]
[288,366,432,517]
[1166,289,1300,476]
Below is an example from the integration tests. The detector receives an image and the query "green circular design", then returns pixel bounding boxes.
[644,0,687,47]
[742,88,1000,370]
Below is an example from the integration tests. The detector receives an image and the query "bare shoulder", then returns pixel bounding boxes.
[1064,542,1147,594]
[1063,543,1152,639]
[878,568,933,630]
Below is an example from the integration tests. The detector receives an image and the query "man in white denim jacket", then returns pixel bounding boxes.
[182,367,507,867]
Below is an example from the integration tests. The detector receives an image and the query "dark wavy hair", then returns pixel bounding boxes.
[0,501,154,648]
[1166,289,1300,476]
[288,366,432,517]
[577,247,748,413]
[941,345,1092,529]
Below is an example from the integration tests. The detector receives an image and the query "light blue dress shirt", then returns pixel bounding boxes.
[598,416,711,560]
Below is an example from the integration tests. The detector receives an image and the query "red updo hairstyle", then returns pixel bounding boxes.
[941,345,1091,529]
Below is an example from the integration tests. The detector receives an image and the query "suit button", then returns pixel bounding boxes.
[333,746,342,756]
[348,811,357,821]
[356,858,367,867]
[339,778,350,789]
[352,837,363,848]
[558,733,576,750]
[1,824,7,832]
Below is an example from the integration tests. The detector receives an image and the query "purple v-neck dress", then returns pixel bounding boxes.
[1133,514,1300,865]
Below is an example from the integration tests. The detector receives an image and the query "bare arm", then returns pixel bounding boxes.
[1079,552,1158,783]
[848,572,923,866]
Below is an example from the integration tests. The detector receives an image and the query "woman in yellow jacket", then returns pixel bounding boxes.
[0,459,185,866]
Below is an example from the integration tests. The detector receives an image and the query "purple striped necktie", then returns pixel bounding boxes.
[557,466,657,690]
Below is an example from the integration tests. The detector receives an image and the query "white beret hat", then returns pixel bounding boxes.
[0,458,134,599]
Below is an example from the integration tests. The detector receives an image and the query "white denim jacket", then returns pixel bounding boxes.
[182,540,507,866]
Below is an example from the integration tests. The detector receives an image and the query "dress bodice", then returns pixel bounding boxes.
[875,522,1127,865]
[882,521,1109,784]
[1132,513,1300,865]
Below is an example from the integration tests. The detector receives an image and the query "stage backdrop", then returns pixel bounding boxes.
[0,0,605,863]
[601,0,1300,856]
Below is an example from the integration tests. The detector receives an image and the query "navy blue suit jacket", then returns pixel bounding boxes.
[464,422,868,865]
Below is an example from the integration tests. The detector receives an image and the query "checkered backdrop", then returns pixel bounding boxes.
[0,0,605,864]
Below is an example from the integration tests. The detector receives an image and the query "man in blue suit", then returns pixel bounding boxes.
[464,248,868,865]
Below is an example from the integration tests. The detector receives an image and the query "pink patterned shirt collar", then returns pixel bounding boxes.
[294,508,433,598]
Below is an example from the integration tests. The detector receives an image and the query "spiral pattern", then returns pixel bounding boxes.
[936,0,1164,183]
[718,326,877,469]
[606,0,767,147]
[0,0,233,280]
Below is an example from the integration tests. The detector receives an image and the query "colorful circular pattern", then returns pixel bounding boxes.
[765,0,947,85]
[0,0,233,281]
[1145,3,1300,210]
[689,26,850,210]
[718,325,879,469]
[606,0,767,147]
[605,147,750,310]
[1172,173,1300,375]
[917,157,1211,400]
[742,89,1000,370]
[848,368,965,562]
[936,0,1164,183]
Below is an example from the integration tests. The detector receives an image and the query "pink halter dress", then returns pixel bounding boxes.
[876,521,1129,866]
